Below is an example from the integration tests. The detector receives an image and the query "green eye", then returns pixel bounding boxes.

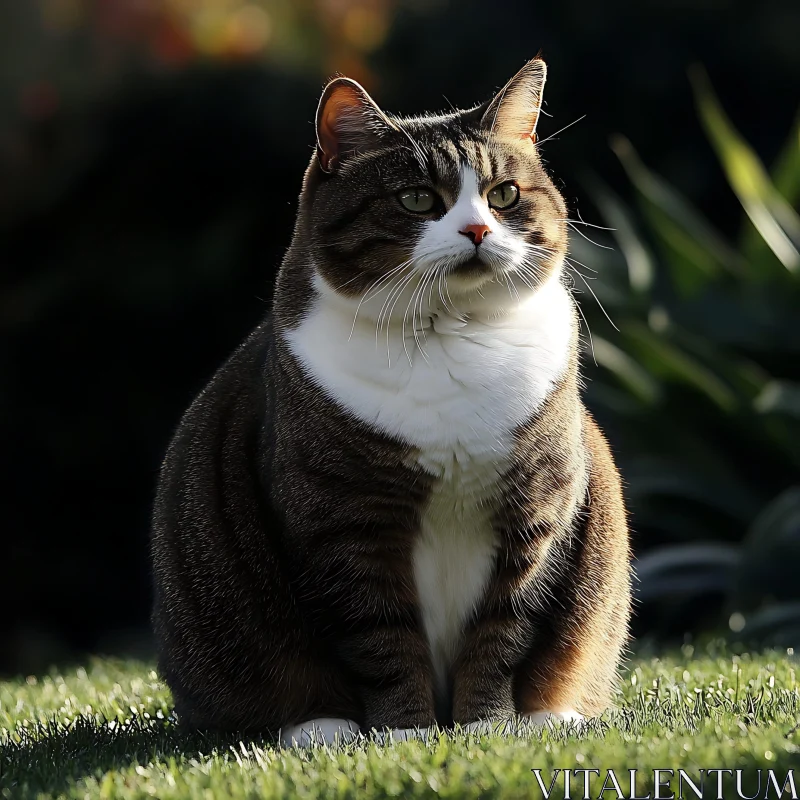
[398,187,437,213]
[487,181,520,210]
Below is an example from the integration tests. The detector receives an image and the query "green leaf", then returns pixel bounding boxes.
[625,458,759,524]
[621,321,738,411]
[585,175,657,293]
[690,65,800,274]
[737,602,800,648]
[769,113,800,210]
[755,381,800,417]
[664,323,769,400]
[732,488,800,611]
[610,135,746,293]
[592,335,662,405]
[635,543,740,603]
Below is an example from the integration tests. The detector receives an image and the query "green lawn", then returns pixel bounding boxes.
[1,642,798,799]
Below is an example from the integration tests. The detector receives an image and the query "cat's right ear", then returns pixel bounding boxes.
[480,58,547,142]
[315,77,394,173]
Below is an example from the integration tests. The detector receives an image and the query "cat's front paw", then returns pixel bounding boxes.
[525,709,585,728]
[372,726,435,744]
[463,718,515,736]
[279,718,360,748]
[460,711,585,736]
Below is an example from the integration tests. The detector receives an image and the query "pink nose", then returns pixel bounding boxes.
[459,224,491,244]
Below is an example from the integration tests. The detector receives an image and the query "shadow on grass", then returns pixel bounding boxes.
[0,715,274,798]
[3,713,800,798]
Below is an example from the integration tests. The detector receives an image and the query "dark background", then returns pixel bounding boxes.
[3,0,799,676]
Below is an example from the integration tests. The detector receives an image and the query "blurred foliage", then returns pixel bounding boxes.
[0,0,398,226]
[11,0,395,72]
[573,73,800,648]
[2,0,800,672]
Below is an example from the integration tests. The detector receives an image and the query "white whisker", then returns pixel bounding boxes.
[564,254,598,275]
[534,114,586,147]
[413,269,435,364]
[557,214,616,232]
[382,269,419,367]
[567,221,613,251]
[349,260,413,341]
[573,292,597,366]
[567,265,619,332]
[372,267,414,344]
[376,268,414,352]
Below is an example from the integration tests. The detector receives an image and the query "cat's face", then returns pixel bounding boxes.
[300,59,567,322]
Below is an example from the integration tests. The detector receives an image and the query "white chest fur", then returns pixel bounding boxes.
[283,272,574,692]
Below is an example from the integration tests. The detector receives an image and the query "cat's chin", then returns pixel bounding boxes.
[446,259,496,293]
[447,272,495,294]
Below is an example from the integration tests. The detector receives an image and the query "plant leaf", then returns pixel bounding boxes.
[690,65,800,273]
[585,174,657,293]
[611,134,746,290]
[737,602,800,648]
[754,381,800,417]
[621,321,738,411]
[625,458,759,524]
[592,335,661,405]
[730,488,800,611]
[635,543,740,603]
[769,113,800,210]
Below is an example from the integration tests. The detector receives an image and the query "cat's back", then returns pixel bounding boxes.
[151,316,276,560]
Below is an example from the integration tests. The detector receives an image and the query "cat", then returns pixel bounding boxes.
[150,57,632,746]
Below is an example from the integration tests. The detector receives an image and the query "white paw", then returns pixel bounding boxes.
[525,709,585,727]
[372,726,434,744]
[463,719,513,735]
[279,717,360,748]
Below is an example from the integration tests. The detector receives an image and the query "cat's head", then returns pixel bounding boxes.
[294,59,568,322]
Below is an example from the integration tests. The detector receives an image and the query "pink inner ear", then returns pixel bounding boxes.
[507,125,537,142]
[318,86,362,170]
[494,101,540,142]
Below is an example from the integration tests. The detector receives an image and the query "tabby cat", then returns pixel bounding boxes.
[150,58,632,746]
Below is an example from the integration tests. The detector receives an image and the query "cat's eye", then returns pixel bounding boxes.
[398,187,438,213]
[487,181,520,210]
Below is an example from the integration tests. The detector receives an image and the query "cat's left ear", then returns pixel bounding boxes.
[315,77,395,172]
[481,58,547,142]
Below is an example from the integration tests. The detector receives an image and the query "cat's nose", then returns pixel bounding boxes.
[459,224,491,245]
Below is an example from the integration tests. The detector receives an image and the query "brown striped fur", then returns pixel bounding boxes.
[150,59,632,735]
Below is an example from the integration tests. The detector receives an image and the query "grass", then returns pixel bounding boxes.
[1,642,799,799]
